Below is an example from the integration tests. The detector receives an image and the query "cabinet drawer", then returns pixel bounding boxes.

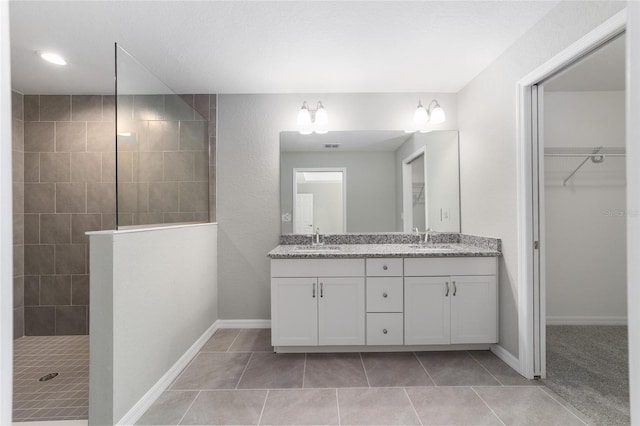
[404,257,496,276]
[366,277,403,312]
[367,313,403,345]
[366,258,402,276]
[271,259,365,277]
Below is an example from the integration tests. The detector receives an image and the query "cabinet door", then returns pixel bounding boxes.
[404,277,450,345]
[450,275,497,344]
[318,277,365,345]
[271,278,318,346]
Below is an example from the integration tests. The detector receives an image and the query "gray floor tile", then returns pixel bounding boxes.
[136,391,198,425]
[303,353,368,388]
[469,350,540,386]
[416,351,500,386]
[229,328,273,352]
[180,390,267,425]
[171,353,251,390]
[474,387,585,425]
[201,328,241,352]
[539,387,593,425]
[260,389,339,425]
[237,352,305,389]
[338,388,420,425]
[361,352,435,387]
[406,387,502,425]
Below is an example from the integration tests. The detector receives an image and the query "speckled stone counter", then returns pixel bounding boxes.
[269,233,501,259]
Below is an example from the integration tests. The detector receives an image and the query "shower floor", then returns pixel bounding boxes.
[13,335,89,422]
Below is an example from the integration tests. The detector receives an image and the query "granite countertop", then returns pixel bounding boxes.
[267,243,500,259]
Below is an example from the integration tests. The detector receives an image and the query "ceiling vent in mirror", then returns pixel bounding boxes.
[297,101,328,135]
[324,144,340,149]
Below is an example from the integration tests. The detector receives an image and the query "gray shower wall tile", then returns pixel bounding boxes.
[40,152,71,182]
[14,276,24,308]
[165,95,195,121]
[72,275,90,305]
[14,308,24,339]
[148,121,179,151]
[24,214,40,244]
[40,214,71,244]
[40,275,72,305]
[71,152,102,182]
[56,122,87,152]
[12,90,24,121]
[24,276,40,306]
[24,183,55,213]
[118,183,149,213]
[13,118,24,152]
[25,122,54,152]
[103,96,115,122]
[24,153,39,182]
[149,182,179,212]
[87,121,114,152]
[72,95,103,121]
[56,183,87,213]
[72,214,101,243]
[87,182,116,214]
[194,94,210,120]
[55,244,86,275]
[180,181,208,212]
[24,95,40,122]
[134,152,164,182]
[55,305,87,335]
[164,152,194,181]
[13,213,24,245]
[134,95,165,121]
[25,306,55,335]
[40,95,71,121]
[13,182,24,214]
[24,245,54,275]
[180,121,208,151]
[12,151,24,183]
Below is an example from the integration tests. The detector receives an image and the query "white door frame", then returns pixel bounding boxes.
[292,167,347,234]
[515,10,627,379]
[402,146,428,232]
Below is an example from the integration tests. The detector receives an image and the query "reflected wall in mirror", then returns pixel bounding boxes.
[293,169,346,234]
[280,130,460,234]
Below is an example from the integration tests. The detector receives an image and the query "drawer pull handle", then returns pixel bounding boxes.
[320,282,324,298]
[383,329,388,334]
[445,282,449,297]
[383,292,388,298]
[453,281,457,296]
[383,265,388,271]
[312,283,316,298]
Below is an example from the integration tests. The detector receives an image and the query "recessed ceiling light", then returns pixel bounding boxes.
[38,51,67,66]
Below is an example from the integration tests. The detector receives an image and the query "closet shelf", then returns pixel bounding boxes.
[544,147,625,186]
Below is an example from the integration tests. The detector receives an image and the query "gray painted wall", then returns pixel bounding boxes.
[457,1,625,358]
[281,151,397,233]
[217,93,457,319]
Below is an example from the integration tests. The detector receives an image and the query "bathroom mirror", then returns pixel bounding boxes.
[280,130,460,234]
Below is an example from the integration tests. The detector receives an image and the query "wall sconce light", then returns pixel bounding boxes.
[413,99,446,133]
[297,101,328,135]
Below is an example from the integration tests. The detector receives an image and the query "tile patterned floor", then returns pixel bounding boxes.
[137,328,591,426]
[13,335,89,422]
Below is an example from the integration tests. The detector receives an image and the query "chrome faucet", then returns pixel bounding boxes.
[312,227,324,246]
[424,227,433,245]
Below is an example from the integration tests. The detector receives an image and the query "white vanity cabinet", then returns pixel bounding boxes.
[365,258,404,345]
[404,257,498,345]
[271,259,365,346]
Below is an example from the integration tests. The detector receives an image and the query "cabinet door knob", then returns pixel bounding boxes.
[382,292,388,298]
[383,329,388,334]
[382,265,388,270]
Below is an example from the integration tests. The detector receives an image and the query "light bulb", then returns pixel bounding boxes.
[39,51,67,65]
[297,102,312,135]
[413,101,429,125]
[429,103,446,124]
[314,102,328,134]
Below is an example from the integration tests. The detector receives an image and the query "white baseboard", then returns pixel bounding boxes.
[116,321,220,426]
[216,319,271,329]
[546,316,627,325]
[490,344,522,376]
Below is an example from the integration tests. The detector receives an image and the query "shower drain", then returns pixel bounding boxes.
[38,372,59,382]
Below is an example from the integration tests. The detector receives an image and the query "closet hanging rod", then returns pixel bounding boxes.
[544,146,625,157]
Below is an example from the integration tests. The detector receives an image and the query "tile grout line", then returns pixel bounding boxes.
[226,329,242,352]
[358,353,371,387]
[471,387,506,426]
[302,352,307,388]
[256,389,269,426]
[176,390,200,426]
[413,352,437,386]
[403,387,423,426]
[235,352,254,390]
[538,386,589,425]
[335,388,341,426]
[467,351,504,386]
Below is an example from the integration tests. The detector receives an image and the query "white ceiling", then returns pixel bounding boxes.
[544,33,625,92]
[10,1,559,95]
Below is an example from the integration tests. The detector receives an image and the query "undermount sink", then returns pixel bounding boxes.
[294,245,341,252]
[408,244,456,251]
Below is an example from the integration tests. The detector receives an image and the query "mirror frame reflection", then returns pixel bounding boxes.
[280,130,461,235]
